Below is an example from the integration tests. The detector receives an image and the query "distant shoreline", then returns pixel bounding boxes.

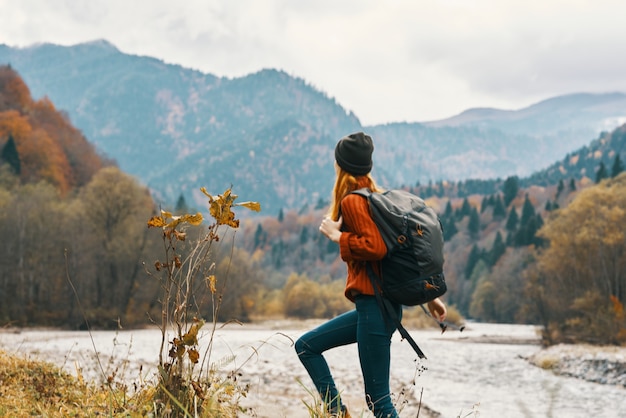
[528,344,626,387]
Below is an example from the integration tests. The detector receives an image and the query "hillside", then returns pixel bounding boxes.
[524,124,626,187]
[0,66,108,192]
[2,40,626,215]
[0,41,360,214]
[424,92,626,135]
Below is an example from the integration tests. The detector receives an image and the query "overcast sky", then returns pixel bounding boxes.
[1,0,625,125]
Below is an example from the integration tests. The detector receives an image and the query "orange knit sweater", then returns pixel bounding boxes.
[338,192,387,302]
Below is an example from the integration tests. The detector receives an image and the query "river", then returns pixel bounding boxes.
[1,321,624,417]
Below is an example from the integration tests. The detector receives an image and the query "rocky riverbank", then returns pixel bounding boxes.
[528,344,626,387]
[2,324,624,417]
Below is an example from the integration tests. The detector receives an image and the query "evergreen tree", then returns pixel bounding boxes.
[457,197,471,219]
[465,244,481,278]
[545,201,553,212]
[503,176,519,207]
[505,230,515,247]
[314,197,327,210]
[546,200,560,211]
[515,213,542,247]
[611,154,624,178]
[254,224,265,248]
[596,161,608,183]
[326,239,338,255]
[457,181,467,198]
[443,217,458,241]
[277,208,284,222]
[492,195,506,219]
[444,200,453,218]
[480,196,489,213]
[271,240,284,268]
[520,194,535,226]
[1,135,20,175]
[569,178,577,191]
[556,179,564,198]
[514,221,529,247]
[425,180,434,198]
[175,193,188,213]
[437,181,445,197]
[480,246,489,262]
[505,207,519,231]
[468,207,480,239]
[490,231,506,266]
[299,226,309,244]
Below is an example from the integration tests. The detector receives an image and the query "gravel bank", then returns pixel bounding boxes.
[528,344,626,387]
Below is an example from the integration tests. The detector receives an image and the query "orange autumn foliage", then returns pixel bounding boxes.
[0,65,107,194]
[0,66,31,110]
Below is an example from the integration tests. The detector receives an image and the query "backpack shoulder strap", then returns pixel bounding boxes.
[350,188,372,198]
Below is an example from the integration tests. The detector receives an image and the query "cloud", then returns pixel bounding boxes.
[1,0,625,124]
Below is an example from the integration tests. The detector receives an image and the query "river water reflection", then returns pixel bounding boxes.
[1,321,624,417]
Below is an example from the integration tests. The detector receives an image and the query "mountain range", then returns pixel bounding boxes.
[1,40,625,215]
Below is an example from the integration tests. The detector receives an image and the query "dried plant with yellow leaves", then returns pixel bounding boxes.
[147,186,260,417]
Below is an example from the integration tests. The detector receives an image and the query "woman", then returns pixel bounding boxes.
[295,132,447,417]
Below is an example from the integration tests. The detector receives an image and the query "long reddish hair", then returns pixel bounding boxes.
[327,164,382,221]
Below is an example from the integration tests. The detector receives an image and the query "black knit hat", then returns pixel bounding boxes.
[334,132,374,176]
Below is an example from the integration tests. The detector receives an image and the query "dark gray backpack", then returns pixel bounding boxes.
[352,188,447,359]
[352,188,446,306]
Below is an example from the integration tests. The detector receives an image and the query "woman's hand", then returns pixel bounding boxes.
[427,298,447,322]
[319,216,343,243]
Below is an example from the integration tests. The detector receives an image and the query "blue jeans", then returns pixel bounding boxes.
[295,295,401,417]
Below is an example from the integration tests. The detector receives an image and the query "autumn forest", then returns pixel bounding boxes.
[1,65,625,346]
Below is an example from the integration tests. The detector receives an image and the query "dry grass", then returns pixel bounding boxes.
[534,354,560,370]
[0,349,153,417]
[0,347,254,417]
